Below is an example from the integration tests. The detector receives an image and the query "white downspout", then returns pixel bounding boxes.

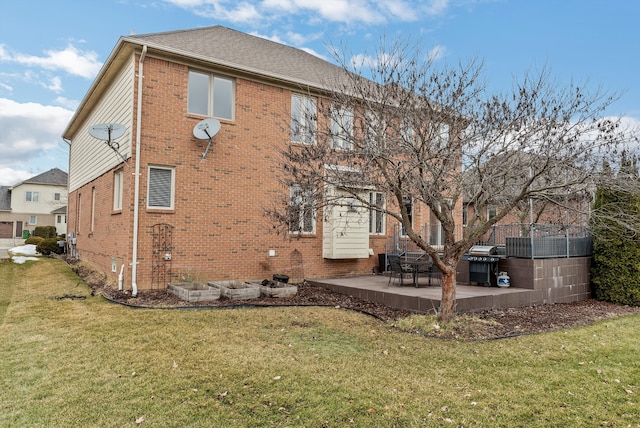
[131,45,147,297]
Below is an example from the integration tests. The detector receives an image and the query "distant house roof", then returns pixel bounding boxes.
[0,186,10,211]
[16,168,68,187]
[52,205,67,214]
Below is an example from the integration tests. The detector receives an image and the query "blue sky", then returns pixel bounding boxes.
[1,0,638,186]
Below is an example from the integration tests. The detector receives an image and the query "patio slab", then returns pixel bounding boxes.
[308,274,537,314]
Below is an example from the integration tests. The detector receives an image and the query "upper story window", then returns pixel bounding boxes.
[487,205,497,220]
[26,191,39,202]
[436,123,450,148]
[54,193,61,201]
[291,94,317,145]
[147,166,175,210]
[289,185,315,234]
[365,110,385,154]
[188,70,234,120]
[331,104,353,150]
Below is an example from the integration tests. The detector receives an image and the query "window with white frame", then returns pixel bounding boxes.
[400,117,415,146]
[436,123,450,148]
[401,197,413,236]
[369,191,385,234]
[487,205,497,220]
[29,215,37,225]
[91,187,96,233]
[54,193,61,201]
[188,70,234,120]
[26,191,39,202]
[429,202,448,247]
[57,215,62,224]
[147,166,175,210]
[113,169,123,211]
[331,104,353,150]
[289,185,315,233]
[291,93,317,145]
[365,110,385,153]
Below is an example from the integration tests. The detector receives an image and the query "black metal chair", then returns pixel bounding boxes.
[387,254,413,286]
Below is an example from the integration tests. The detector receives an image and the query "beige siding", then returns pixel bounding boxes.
[69,56,135,192]
[10,184,67,214]
[322,189,370,259]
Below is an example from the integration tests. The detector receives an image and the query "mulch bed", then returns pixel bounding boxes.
[67,257,640,340]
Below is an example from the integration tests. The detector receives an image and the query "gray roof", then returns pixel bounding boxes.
[126,26,348,90]
[21,168,68,186]
[0,186,10,211]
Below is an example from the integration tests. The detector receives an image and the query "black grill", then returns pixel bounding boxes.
[463,246,500,287]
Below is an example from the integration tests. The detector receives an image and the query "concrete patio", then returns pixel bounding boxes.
[308,272,581,314]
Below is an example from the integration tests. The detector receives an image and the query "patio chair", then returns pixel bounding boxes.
[387,254,413,286]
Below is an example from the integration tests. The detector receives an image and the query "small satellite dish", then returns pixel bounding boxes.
[89,123,126,142]
[88,123,129,165]
[193,118,221,160]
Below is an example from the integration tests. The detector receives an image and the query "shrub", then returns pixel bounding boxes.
[36,238,65,256]
[34,226,57,239]
[590,156,640,306]
[25,236,45,246]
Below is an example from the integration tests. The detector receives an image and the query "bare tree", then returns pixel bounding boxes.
[269,38,639,321]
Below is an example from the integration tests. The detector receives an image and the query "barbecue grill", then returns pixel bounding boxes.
[463,245,501,287]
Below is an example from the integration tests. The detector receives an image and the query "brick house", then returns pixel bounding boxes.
[62,26,455,294]
[0,168,68,240]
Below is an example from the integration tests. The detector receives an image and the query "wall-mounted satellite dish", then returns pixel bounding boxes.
[88,123,128,164]
[193,118,221,160]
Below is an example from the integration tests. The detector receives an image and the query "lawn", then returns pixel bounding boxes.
[1,258,639,427]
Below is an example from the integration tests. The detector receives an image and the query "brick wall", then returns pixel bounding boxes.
[69,55,394,291]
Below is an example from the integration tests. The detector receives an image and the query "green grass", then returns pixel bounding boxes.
[1,258,639,427]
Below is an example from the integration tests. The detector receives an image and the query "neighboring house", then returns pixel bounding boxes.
[62,26,452,293]
[0,168,68,239]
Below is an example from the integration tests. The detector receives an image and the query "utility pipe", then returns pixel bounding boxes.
[118,264,125,291]
[131,45,147,297]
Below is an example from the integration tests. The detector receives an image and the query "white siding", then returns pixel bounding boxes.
[10,184,68,215]
[322,188,370,259]
[69,57,135,191]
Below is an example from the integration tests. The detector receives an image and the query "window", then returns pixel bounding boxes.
[291,94,317,145]
[462,206,468,227]
[147,166,175,210]
[429,201,449,247]
[401,197,413,236]
[54,193,61,201]
[113,169,123,211]
[436,123,450,148]
[369,191,385,234]
[29,215,37,225]
[401,118,414,146]
[365,111,385,153]
[57,215,62,224]
[26,191,39,202]
[91,187,96,233]
[289,185,315,233]
[331,104,353,150]
[488,205,497,220]
[188,70,234,120]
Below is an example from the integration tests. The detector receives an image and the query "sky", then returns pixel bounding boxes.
[0,0,638,186]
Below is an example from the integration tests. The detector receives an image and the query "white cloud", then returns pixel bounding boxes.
[427,44,447,61]
[54,96,80,110]
[1,44,102,79]
[0,98,73,176]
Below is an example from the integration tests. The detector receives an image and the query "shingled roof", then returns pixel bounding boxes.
[126,26,348,90]
[21,168,68,186]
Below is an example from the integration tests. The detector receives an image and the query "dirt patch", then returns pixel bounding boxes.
[66,257,640,340]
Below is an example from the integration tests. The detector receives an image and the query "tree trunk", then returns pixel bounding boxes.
[438,264,457,322]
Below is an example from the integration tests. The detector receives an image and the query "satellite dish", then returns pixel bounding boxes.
[88,123,129,165]
[89,123,126,142]
[193,118,221,160]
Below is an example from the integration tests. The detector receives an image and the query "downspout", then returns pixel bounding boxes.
[131,45,147,297]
